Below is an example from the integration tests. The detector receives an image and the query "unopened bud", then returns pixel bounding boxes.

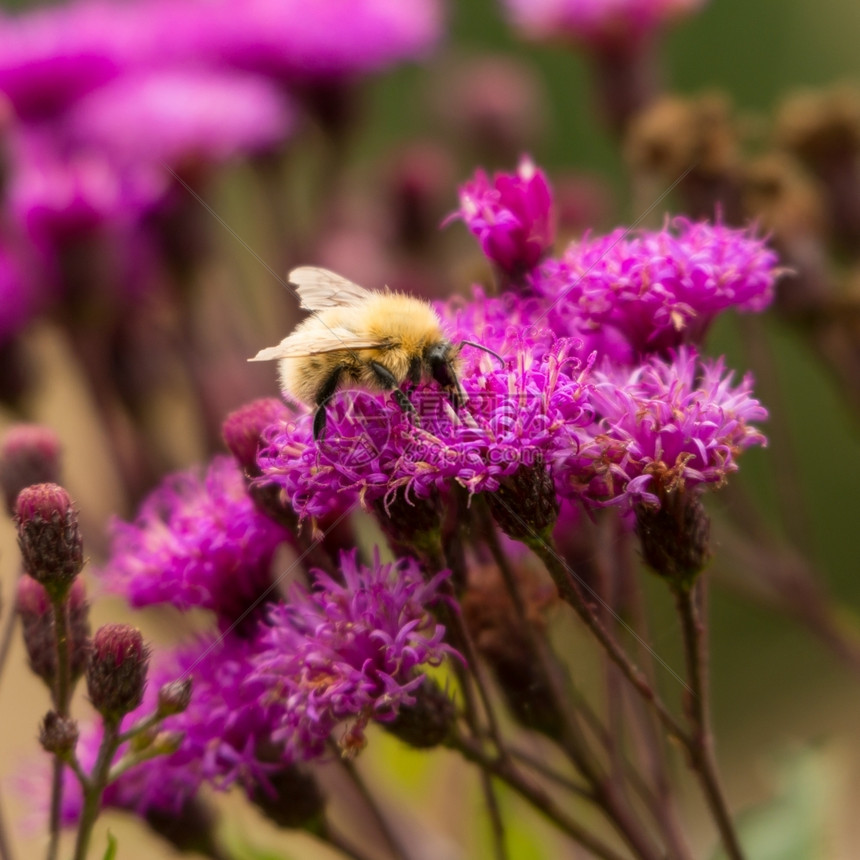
[463,566,563,738]
[18,576,90,687]
[386,143,453,250]
[371,488,442,559]
[223,399,301,534]
[39,711,79,757]
[87,624,149,720]
[144,796,222,857]
[487,457,559,542]
[17,576,54,685]
[0,425,62,516]
[157,679,193,717]
[383,676,457,749]
[15,484,83,597]
[636,490,711,588]
[222,398,288,477]
[247,764,326,830]
[150,730,184,757]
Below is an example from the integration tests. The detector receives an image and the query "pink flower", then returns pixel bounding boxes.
[448,156,555,276]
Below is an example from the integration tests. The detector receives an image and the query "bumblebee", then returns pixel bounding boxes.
[251,267,476,439]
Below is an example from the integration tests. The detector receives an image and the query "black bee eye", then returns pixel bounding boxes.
[430,357,457,389]
[425,342,451,364]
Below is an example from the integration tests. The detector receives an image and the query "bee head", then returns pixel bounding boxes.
[424,340,462,405]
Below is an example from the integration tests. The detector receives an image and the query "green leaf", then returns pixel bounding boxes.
[711,747,829,860]
[101,831,118,860]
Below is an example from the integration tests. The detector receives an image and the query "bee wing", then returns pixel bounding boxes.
[288,266,373,310]
[249,327,382,361]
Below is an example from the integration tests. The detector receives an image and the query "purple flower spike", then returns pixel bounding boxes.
[556,347,768,508]
[534,217,781,358]
[0,1,144,120]
[99,456,289,627]
[256,410,361,522]
[258,338,594,518]
[448,156,555,276]
[253,550,458,756]
[144,0,444,87]
[66,69,295,170]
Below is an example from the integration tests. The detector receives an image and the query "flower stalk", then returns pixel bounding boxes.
[674,581,746,860]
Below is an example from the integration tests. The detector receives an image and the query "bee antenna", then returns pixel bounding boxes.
[459,340,506,368]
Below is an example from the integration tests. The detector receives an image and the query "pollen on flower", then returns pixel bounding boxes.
[250,550,459,757]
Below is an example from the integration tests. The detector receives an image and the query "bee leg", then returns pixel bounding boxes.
[313,367,344,441]
[313,406,328,441]
[392,388,416,414]
[368,361,416,417]
[368,360,398,389]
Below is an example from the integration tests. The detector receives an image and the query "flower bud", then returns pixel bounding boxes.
[39,711,79,757]
[776,85,860,252]
[143,796,223,858]
[222,398,288,477]
[150,730,184,757]
[246,764,326,830]
[385,142,453,252]
[223,399,301,534]
[18,576,90,687]
[371,488,443,560]
[435,57,546,164]
[463,566,563,738]
[486,457,559,542]
[17,576,54,685]
[447,155,555,280]
[0,424,62,516]
[87,624,149,720]
[383,676,457,749]
[15,484,83,598]
[157,679,193,717]
[635,489,711,588]
[66,579,92,682]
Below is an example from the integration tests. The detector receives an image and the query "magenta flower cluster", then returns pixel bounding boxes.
[84,547,456,819]
[255,159,775,523]
[531,217,780,360]
[252,551,456,755]
[99,456,290,627]
[0,0,442,345]
[68,156,774,830]
[59,636,279,821]
[554,348,768,507]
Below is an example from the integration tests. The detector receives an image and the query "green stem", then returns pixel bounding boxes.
[477,508,662,860]
[527,535,688,745]
[47,596,73,860]
[0,593,18,859]
[612,523,695,860]
[674,582,745,860]
[450,733,630,860]
[72,718,122,860]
